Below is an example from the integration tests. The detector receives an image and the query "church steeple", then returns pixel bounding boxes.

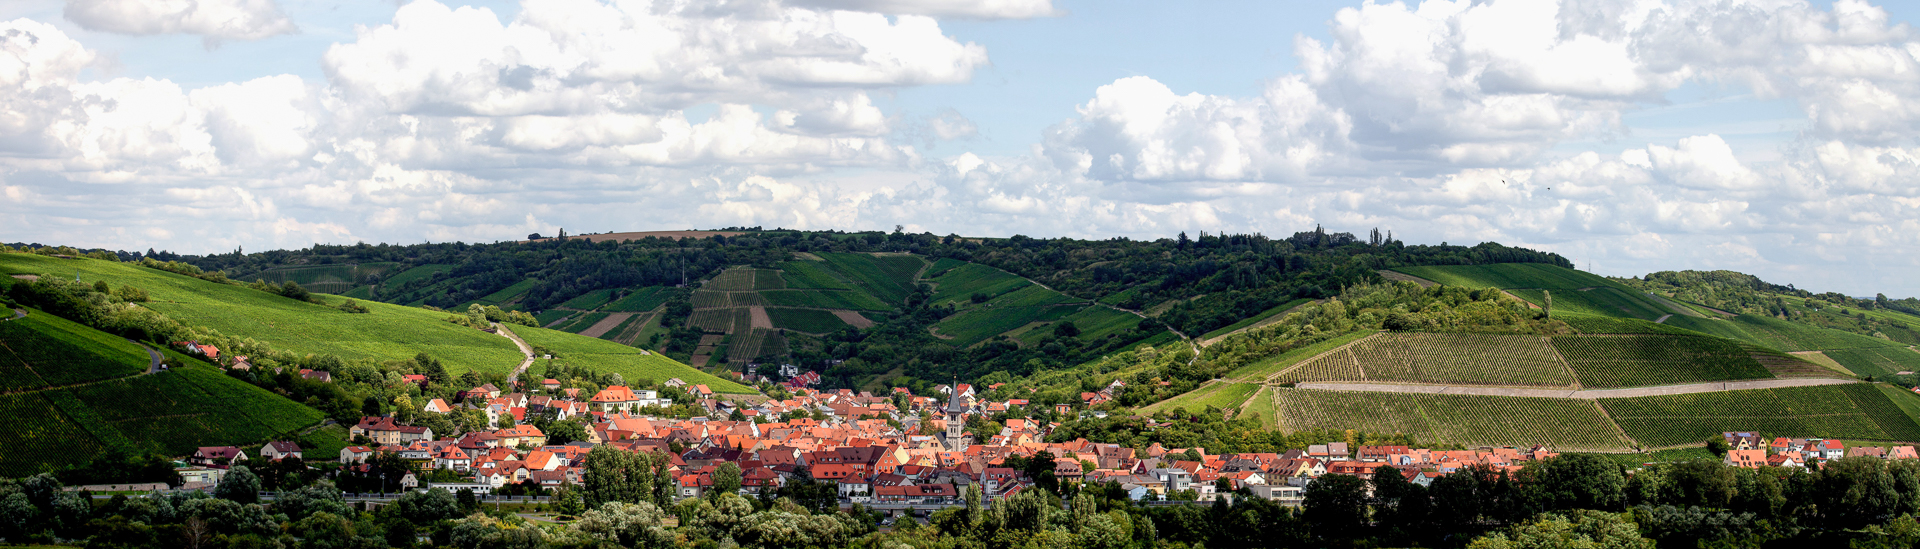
[944,378,970,451]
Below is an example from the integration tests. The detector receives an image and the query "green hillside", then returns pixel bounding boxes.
[513,325,752,393]
[0,310,321,477]
[1392,263,1678,322]
[0,308,150,391]
[1600,383,1920,448]
[1271,388,1635,452]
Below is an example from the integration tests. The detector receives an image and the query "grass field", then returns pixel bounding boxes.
[1600,383,1920,448]
[247,263,398,294]
[766,307,852,333]
[815,253,925,305]
[1202,299,1311,340]
[0,308,150,391]
[605,286,676,313]
[926,263,1032,307]
[561,289,618,310]
[776,261,854,290]
[1227,330,1377,382]
[1553,335,1773,388]
[1273,388,1634,451]
[1240,386,1279,428]
[1274,332,1576,387]
[1392,263,1675,321]
[0,254,528,376]
[1823,347,1920,380]
[513,326,751,393]
[923,258,968,278]
[761,289,891,311]
[1141,381,1261,415]
[1558,314,1702,335]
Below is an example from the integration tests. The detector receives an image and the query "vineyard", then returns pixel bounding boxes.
[1273,389,1634,451]
[814,253,926,305]
[0,392,105,477]
[245,262,399,294]
[1599,383,1920,448]
[514,326,751,393]
[1553,335,1773,388]
[766,307,852,333]
[555,312,611,333]
[1272,333,1576,387]
[561,289,619,310]
[934,304,1080,348]
[1508,288,1667,320]
[1664,313,1900,353]
[0,255,530,376]
[1055,306,1143,342]
[1391,263,1675,321]
[1226,330,1377,382]
[704,269,757,292]
[1822,347,1920,380]
[761,289,890,311]
[688,308,746,334]
[473,279,537,306]
[776,261,854,290]
[382,264,454,289]
[0,310,150,391]
[1141,381,1260,415]
[1557,314,1700,335]
[927,263,1032,307]
[604,286,679,313]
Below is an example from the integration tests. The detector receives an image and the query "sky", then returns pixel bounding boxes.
[1,0,1918,297]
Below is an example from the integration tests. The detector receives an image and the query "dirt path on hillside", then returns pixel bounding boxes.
[1654,314,1672,324]
[1294,377,1860,399]
[1377,270,1438,288]
[579,313,634,338]
[831,309,873,329]
[494,323,537,386]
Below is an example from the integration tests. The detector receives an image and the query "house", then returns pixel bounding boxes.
[1894,446,1920,460]
[1767,454,1804,468]
[424,398,453,414]
[191,447,246,467]
[351,416,433,444]
[1725,449,1767,468]
[340,446,373,464]
[402,374,429,387]
[1722,432,1762,450]
[1249,484,1304,506]
[543,379,561,391]
[591,386,645,413]
[175,466,225,489]
[259,441,302,461]
[1815,439,1846,461]
[299,369,333,383]
[495,424,547,448]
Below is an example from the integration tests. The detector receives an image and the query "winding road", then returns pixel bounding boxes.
[493,323,537,386]
[1294,377,1861,399]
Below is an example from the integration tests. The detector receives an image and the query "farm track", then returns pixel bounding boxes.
[494,323,536,386]
[1294,377,1859,399]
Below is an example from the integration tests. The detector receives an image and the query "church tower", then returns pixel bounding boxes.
[943,381,971,451]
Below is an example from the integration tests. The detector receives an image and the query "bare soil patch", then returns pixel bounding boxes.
[690,354,710,368]
[749,306,773,330]
[699,334,725,346]
[1788,351,1854,376]
[579,313,634,339]
[792,252,824,261]
[10,274,38,281]
[831,309,874,329]
[532,230,746,243]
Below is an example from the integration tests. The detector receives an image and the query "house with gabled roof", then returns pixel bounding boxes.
[260,441,302,461]
[192,447,246,467]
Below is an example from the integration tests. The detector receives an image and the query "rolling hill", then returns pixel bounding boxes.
[0,253,747,393]
[0,307,322,477]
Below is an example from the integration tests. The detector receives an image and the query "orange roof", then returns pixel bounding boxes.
[592,386,640,402]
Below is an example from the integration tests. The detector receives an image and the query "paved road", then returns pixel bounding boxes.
[1295,377,1860,399]
[494,323,537,385]
[129,339,162,373]
[1654,314,1672,324]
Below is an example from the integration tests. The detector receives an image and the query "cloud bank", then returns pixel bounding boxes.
[1,0,1917,295]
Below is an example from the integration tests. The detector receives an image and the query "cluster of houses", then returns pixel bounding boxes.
[1719,431,1917,468]
[157,377,1580,506]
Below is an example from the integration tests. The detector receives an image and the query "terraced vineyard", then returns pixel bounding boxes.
[1553,335,1773,388]
[1664,313,1900,353]
[1273,389,1634,451]
[927,263,1032,307]
[1228,330,1376,382]
[1600,383,1920,448]
[1273,333,1575,387]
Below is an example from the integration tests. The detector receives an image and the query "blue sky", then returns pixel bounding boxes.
[2,0,1919,296]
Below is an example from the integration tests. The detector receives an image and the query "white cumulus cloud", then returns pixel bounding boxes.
[63,0,296,41]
